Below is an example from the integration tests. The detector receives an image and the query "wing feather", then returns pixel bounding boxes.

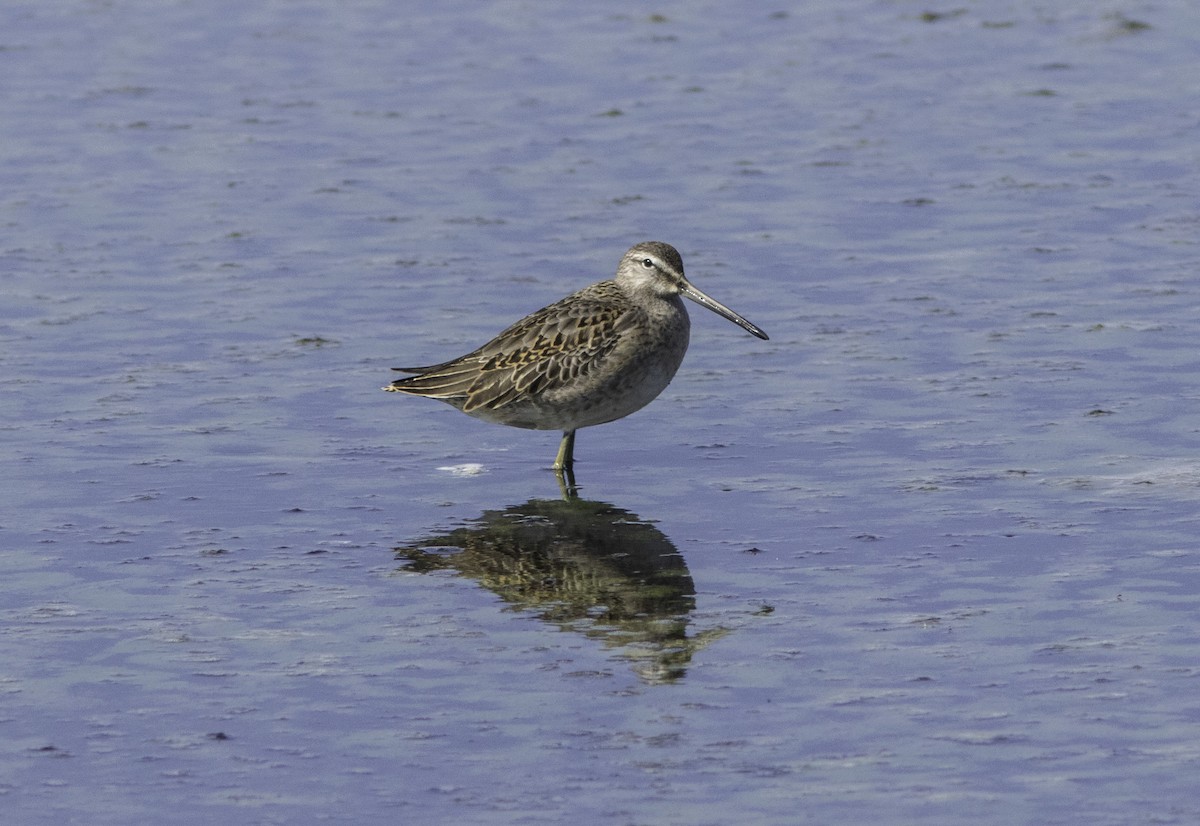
[387,281,636,416]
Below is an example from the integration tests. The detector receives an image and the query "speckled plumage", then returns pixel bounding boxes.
[384,241,768,473]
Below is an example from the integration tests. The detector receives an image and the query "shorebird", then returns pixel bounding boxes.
[384,241,768,477]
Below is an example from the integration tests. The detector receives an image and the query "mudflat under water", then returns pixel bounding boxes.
[3,2,1199,824]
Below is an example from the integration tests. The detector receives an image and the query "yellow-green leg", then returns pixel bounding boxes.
[553,430,576,471]
[554,430,578,500]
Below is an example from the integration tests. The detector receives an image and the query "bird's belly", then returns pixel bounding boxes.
[529,329,688,431]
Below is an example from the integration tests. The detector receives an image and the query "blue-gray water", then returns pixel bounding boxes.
[3,2,1199,824]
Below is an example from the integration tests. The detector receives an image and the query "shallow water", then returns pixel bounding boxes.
[4,1,1200,823]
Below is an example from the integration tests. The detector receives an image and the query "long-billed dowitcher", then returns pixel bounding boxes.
[384,241,768,474]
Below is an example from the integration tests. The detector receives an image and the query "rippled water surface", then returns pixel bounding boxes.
[4,1,1200,823]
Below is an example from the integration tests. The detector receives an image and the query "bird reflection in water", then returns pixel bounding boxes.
[395,497,728,684]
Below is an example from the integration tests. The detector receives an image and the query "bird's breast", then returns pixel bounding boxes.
[538,301,690,429]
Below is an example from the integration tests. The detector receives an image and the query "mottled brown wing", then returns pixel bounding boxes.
[387,282,636,414]
[460,288,632,412]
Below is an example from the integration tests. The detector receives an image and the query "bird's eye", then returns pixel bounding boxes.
[641,258,655,269]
